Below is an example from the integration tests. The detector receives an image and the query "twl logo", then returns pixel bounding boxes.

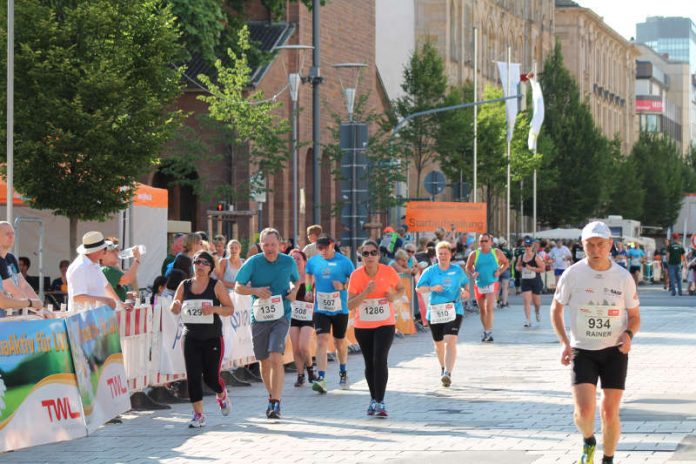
[106,376,128,398]
[41,397,81,422]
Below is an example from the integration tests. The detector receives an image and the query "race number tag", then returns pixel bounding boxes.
[477,283,496,294]
[428,302,456,324]
[252,295,283,321]
[316,291,342,313]
[291,301,314,321]
[181,299,214,324]
[522,268,536,279]
[575,304,625,343]
[358,298,390,322]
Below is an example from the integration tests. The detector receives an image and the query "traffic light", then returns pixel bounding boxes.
[216,201,225,212]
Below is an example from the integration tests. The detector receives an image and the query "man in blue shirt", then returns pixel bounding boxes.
[305,234,355,393]
[235,228,299,419]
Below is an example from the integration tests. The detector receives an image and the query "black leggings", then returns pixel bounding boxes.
[354,325,395,403]
[183,335,225,403]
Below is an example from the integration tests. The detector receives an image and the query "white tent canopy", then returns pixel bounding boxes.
[522,228,583,240]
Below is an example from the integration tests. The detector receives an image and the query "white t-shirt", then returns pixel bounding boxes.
[549,246,572,270]
[554,259,639,350]
[67,254,110,310]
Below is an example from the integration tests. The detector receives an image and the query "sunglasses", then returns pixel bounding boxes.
[361,249,379,257]
[479,240,489,243]
[193,259,211,266]
[406,250,415,254]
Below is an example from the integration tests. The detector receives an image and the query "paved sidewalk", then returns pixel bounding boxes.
[3,285,696,464]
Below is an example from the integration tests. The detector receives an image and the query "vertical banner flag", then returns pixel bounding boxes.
[496,61,521,141]
[528,78,545,151]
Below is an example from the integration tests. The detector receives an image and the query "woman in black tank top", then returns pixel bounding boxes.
[515,240,545,327]
[170,251,234,428]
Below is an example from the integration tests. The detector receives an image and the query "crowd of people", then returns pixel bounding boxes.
[8,218,694,464]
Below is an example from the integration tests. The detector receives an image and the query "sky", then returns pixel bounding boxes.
[576,0,696,42]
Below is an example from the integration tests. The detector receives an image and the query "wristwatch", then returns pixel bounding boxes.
[624,329,634,340]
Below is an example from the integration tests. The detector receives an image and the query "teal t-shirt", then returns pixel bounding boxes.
[306,253,354,315]
[474,249,499,287]
[416,264,469,319]
[235,253,299,323]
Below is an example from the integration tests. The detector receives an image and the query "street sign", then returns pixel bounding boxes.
[424,171,446,196]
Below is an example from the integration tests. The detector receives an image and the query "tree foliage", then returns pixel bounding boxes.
[0,0,183,251]
[198,25,290,199]
[389,41,448,198]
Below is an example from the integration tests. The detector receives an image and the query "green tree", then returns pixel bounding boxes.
[539,41,613,226]
[198,25,290,199]
[390,41,448,198]
[603,137,645,220]
[0,0,183,253]
[631,133,685,227]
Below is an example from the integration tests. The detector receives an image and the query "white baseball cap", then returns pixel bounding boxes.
[581,221,611,241]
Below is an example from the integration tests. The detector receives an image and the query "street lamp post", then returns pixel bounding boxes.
[275,45,313,247]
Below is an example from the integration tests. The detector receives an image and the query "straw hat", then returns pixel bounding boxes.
[76,231,109,255]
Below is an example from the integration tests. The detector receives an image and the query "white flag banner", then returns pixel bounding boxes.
[528,78,545,152]
[496,61,521,142]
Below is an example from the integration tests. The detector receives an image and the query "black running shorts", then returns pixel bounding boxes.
[572,346,628,390]
[313,312,349,339]
[520,277,542,295]
[429,314,463,342]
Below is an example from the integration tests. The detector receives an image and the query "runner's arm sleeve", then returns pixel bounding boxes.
[554,271,571,305]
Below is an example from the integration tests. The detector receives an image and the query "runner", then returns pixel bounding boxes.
[515,236,545,327]
[549,239,572,287]
[416,241,469,387]
[235,228,300,419]
[347,240,404,417]
[465,233,509,342]
[305,234,355,393]
[169,251,234,428]
[497,238,513,308]
[611,241,628,270]
[626,243,645,286]
[550,221,640,464]
[288,249,317,387]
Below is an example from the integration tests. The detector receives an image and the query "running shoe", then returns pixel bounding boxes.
[294,374,305,387]
[524,321,531,328]
[216,390,231,416]
[312,378,328,394]
[307,364,317,383]
[579,442,595,464]
[481,331,487,342]
[367,399,377,416]
[535,309,541,322]
[484,333,494,343]
[441,370,451,387]
[339,371,349,390]
[374,402,388,417]
[267,401,281,419]
[265,401,274,418]
[188,412,206,428]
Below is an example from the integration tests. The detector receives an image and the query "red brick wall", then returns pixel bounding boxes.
[157,0,387,247]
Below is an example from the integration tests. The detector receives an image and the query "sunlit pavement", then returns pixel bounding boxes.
[4,284,696,464]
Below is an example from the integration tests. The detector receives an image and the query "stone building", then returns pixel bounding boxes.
[554,0,639,154]
[150,1,388,245]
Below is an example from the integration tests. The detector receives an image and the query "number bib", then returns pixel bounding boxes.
[181,299,214,324]
[316,291,342,313]
[575,304,625,344]
[521,268,536,279]
[358,298,390,322]
[428,302,456,324]
[477,283,496,294]
[291,301,314,321]
[252,295,284,322]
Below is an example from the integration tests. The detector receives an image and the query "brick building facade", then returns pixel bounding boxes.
[149,0,388,247]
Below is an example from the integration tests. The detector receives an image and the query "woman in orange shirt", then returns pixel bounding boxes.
[348,239,405,418]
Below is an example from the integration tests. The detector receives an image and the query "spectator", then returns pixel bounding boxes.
[390,249,418,277]
[172,254,194,279]
[67,231,120,310]
[212,234,227,260]
[163,269,187,298]
[165,233,203,277]
[100,237,141,301]
[303,225,323,259]
[0,222,41,303]
[50,259,70,306]
[150,275,167,306]
[161,233,184,275]
[18,256,30,279]
[216,239,244,289]
[379,226,403,262]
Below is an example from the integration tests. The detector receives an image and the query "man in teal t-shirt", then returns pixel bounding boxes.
[305,234,354,393]
[235,228,299,420]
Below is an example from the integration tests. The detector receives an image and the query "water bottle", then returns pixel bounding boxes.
[119,245,147,260]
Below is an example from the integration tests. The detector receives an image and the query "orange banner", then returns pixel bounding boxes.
[405,201,486,233]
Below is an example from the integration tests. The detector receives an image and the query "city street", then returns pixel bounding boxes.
[3,285,696,464]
